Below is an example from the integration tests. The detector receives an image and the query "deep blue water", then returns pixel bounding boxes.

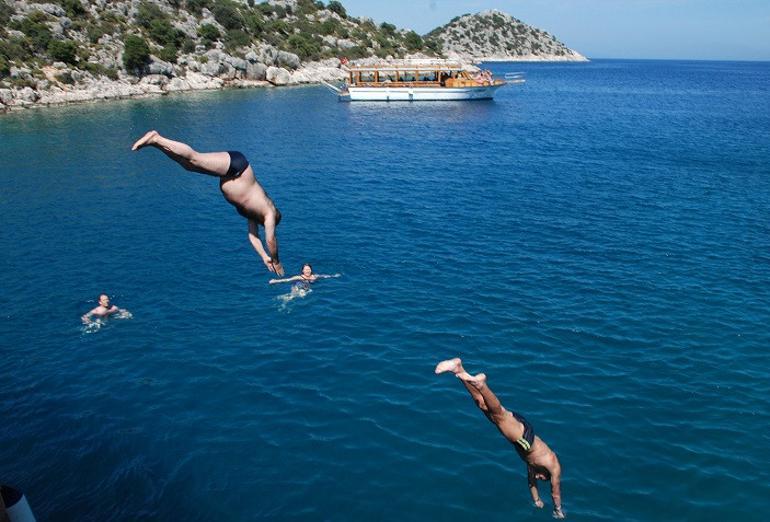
[1,60,769,521]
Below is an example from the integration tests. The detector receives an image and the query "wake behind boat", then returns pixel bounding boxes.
[323,60,524,102]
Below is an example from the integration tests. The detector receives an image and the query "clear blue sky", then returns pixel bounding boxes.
[338,0,770,61]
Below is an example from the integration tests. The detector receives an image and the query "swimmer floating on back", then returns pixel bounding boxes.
[131,131,284,275]
[435,358,565,519]
[269,263,340,291]
[81,294,129,324]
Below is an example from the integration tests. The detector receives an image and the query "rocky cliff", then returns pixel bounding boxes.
[427,10,587,62]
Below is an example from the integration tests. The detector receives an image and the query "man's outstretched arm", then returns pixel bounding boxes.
[81,308,98,323]
[550,467,565,518]
[528,468,544,508]
[248,220,275,271]
[262,215,284,276]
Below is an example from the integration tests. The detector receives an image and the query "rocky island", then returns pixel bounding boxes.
[0,0,586,111]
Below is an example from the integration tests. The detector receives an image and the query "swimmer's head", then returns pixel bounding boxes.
[98,294,110,307]
[301,263,313,277]
[529,466,551,481]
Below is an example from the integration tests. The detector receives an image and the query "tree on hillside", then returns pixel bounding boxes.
[404,30,422,51]
[123,34,151,72]
[327,1,346,19]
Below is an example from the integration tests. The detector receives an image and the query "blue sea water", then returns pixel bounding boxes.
[1,59,769,521]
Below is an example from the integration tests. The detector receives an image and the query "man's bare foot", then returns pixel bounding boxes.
[131,130,159,150]
[460,372,487,390]
[434,358,463,375]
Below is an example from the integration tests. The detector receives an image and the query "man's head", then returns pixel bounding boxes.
[98,294,110,307]
[529,465,551,481]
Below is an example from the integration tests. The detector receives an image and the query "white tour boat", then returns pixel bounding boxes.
[323,61,524,102]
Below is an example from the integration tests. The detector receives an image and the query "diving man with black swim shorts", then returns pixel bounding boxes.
[435,358,565,518]
[131,131,284,275]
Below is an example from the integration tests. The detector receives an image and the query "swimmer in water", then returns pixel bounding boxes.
[81,294,127,324]
[269,263,340,291]
[435,358,565,519]
[131,130,284,276]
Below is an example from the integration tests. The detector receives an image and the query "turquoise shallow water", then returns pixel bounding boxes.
[1,60,769,521]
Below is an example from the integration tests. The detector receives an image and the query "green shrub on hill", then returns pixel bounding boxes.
[149,19,180,46]
[123,34,151,72]
[181,37,196,53]
[423,37,442,55]
[18,13,54,52]
[213,0,244,30]
[51,0,86,18]
[0,37,32,64]
[225,29,251,51]
[296,0,320,16]
[55,70,74,84]
[47,39,79,64]
[286,34,321,61]
[243,12,265,36]
[87,21,118,44]
[186,0,212,16]
[267,20,290,36]
[404,31,422,51]
[0,1,15,26]
[0,56,9,78]
[256,2,274,16]
[136,1,167,28]
[327,1,346,18]
[159,44,179,63]
[380,22,396,37]
[198,24,221,47]
[345,45,368,59]
[83,62,119,80]
[319,18,340,36]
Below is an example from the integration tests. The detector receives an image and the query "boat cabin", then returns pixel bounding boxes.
[346,64,504,88]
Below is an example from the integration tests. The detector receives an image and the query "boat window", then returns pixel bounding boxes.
[380,72,396,82]
[359,71,375,83]
[399,71,416,82]
[418,71,437,82]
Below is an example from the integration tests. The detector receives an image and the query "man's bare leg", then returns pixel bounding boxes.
[435,358,489,411]
[131,130,230,177]
[459,372,506,420]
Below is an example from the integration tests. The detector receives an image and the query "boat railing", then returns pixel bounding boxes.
[321,80,344,94]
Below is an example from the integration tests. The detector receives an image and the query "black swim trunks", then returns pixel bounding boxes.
[226,151,249,177]
[510,410,535,453]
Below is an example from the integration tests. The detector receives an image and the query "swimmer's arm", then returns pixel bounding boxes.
[269,276,302,284]
[528,469,544,508]
[315,274,341,279]
[248,220,272,265]
[263,216,280,262]
[82,307,98,323]
[262,215,284,276]
[550,466,564,518]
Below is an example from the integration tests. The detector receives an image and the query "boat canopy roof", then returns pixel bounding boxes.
[346,62,471,72]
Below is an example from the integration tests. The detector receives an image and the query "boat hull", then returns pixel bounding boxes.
[342,84,504,102]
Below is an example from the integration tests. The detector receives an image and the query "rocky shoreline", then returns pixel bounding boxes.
[0,49,349,112]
